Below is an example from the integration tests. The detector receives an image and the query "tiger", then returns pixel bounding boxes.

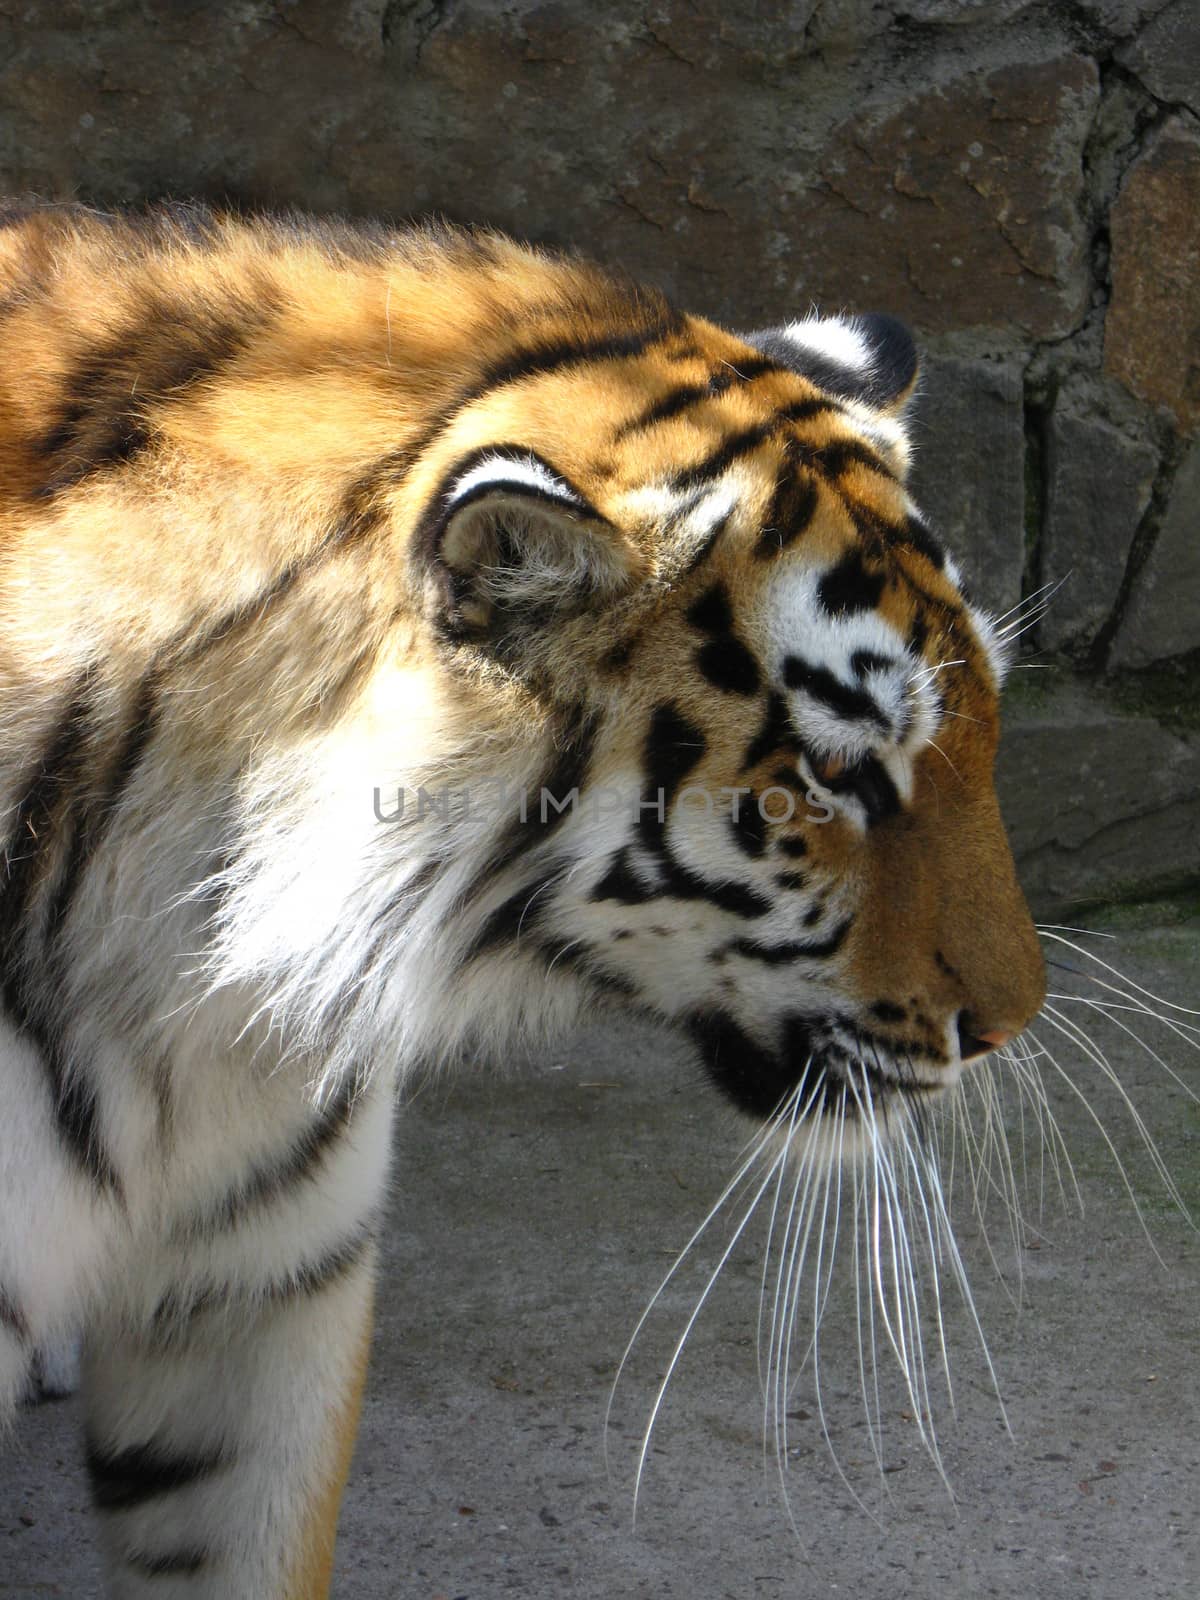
[0,203,1045,1598]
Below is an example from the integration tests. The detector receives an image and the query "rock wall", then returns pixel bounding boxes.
[1,0,1197,914]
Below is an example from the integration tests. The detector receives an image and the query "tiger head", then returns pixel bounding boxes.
[358,272,1046,1128]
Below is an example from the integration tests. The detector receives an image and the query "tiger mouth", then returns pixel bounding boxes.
[688,1008,949,1120]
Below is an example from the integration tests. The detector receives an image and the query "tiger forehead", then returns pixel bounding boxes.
[409,308,873,495]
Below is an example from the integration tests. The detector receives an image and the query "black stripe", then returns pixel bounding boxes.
[755,467,819,558]
[728,802,768,859]
[661,865,771,919]
[781,656,891,729]
[87,1438,227,1514]
[614,380,715,440]
[696,636,760,696]
[671,421,775,492]
[589,706,771,920]
[50,1053,118,1190]
[0,686,93,936]
[333,446,418,547]
[799,437,894,481]
[33,293,271,497]
[688,1009,802,1121]
[818,549,886,616]
[777,834,808,858]
[685,583,733,635]
[679,505,737,578]
[589,850,770,919]
[46,669,162,939]
[850,649,899,677]
[742,691,799,772]
[360,856,443,963]
[151,1230,374,1339]
[822,754,902,826]
[672,399,846,496]
[0,689,121,1191]
[349,857,445,1004]
[533,938,637,997]
[900,512,946,570]
[465,882,551,960]
[176,559,307,667]
[588,844,774,921]
[611,356,785,441]
[871,1000,907,1024]
[458,708,600,911]
[184,1079,358,1235]
[600,634,637,671]
[591,847,655,906]
[279,1231,373,1303]
[642,703,707,805]
[127,1549,209,1578]
[0,1286,29,1342]
[463,317,683,410]
[725,918,851,965]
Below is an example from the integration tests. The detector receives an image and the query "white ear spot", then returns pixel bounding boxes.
[447,453,584,514]
[743,311,919,422]
[773,315,876,378]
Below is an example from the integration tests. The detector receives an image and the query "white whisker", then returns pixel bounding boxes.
[616,918,1191,1530]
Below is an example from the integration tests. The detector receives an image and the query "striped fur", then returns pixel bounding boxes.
[0,205,1044,1596]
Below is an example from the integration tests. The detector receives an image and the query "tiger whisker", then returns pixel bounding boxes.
[605,1089,796,1482]
[766,1105,826,1469]
[988,577,1065,626]
[804,1098,878,1519]
[1038,929,1200,1016]
[620,923,1190,1530]
[755,1081,809,1394]
[627,1099,802,1523]
[1040,1003,1190,1231]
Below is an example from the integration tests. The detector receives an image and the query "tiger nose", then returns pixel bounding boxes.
[956,1020,1015,1062]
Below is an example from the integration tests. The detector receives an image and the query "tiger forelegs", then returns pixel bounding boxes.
[84,1243,377,1599]
[287,1266,374,1600]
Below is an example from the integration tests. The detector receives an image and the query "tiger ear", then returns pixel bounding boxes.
[743,313,919,418]
[419,450,633,651]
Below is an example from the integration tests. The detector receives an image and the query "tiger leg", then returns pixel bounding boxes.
[84,1232,378,1599]
[0,1017,120,1422]
[82,1070,393,1600]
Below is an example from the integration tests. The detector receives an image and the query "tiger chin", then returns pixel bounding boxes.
[0,205,1044,1598]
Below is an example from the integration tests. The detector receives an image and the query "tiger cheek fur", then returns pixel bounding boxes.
[0,205,1045,1597]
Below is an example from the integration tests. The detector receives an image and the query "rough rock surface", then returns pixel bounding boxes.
[1105,115,1200,432]
[1110,442,1200,668]
[784,55,1100,340]
[908,356,1026,619]
[1039,388,1159,651]
[998,678,1200,910]
[1119,0,1200,116]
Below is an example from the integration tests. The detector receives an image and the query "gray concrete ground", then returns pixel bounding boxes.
[4,919,1198,1600]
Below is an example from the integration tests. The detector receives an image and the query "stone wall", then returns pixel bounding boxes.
[1,0,1197,915]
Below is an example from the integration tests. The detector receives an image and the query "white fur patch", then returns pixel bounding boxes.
[774,315,875,379]
[765,562,913,766]
[448,453,583,511]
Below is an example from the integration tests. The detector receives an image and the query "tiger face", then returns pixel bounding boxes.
[390,300,1046,1125]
